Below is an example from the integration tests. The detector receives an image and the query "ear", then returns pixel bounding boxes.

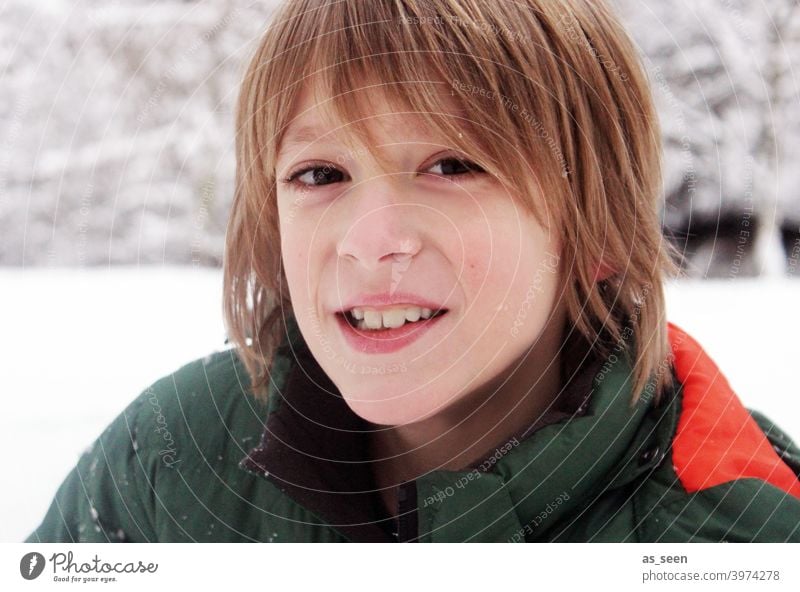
[592,259,616,282]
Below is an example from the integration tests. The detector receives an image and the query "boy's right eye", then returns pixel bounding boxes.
[282,163,346,188]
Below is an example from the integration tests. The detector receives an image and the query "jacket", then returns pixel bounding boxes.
[25,319,800,542]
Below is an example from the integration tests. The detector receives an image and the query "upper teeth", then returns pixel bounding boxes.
[348,305,437,330]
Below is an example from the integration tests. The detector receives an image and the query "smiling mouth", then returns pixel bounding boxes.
[337,308,448,331]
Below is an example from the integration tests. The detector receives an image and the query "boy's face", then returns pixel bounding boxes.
[275,83,564,426]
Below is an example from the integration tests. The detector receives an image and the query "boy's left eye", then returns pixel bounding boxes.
[423,157,486,177]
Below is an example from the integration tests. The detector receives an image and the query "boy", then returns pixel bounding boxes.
[27,0,800,542]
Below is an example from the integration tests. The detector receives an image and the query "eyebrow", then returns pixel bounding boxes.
[281,124,325,147]
[278,118,452,162]
[278,124,334,157]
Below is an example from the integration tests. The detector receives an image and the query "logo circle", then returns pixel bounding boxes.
[20,552,46,580]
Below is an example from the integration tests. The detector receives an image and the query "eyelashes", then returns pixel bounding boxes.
[279,156,487,190]
[281,161,345,188]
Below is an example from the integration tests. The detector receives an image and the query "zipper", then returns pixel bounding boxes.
[396,480,419,542]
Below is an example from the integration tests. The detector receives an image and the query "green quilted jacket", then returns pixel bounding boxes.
[25,319,800,542]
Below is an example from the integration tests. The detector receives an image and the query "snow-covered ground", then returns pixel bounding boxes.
[1,267,227,543]
[2,268,798,542]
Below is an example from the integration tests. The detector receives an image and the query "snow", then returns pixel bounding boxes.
[664,277,800,439]
[0,266,226,542]
[2,267,798,541]
[3,0,799,271]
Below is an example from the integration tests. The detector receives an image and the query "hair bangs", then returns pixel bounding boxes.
[267,0,544,214]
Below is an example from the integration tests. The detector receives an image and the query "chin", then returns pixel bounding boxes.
[340,386,445,427]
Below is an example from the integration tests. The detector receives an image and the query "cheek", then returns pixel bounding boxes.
[462,223,534,289]
[455,233,526,341]
[278,221,310,290]
[453,214,515,284]
[467,218,561,336]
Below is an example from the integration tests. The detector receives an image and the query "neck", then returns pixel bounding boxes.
[368,310,567,493]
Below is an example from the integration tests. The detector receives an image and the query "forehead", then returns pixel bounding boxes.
[278,80,462,156]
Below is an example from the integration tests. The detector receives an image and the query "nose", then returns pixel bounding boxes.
[336,181,423,273]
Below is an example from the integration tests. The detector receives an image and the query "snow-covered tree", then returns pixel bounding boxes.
[2,0,799,276]
[616,0,800,277]
[1,0,279,266]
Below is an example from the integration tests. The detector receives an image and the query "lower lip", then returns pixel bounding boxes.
[335,312,448,354]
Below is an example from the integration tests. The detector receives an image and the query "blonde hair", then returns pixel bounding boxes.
[223,0,681,405]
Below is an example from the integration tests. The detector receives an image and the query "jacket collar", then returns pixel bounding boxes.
[239,316,676,542]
